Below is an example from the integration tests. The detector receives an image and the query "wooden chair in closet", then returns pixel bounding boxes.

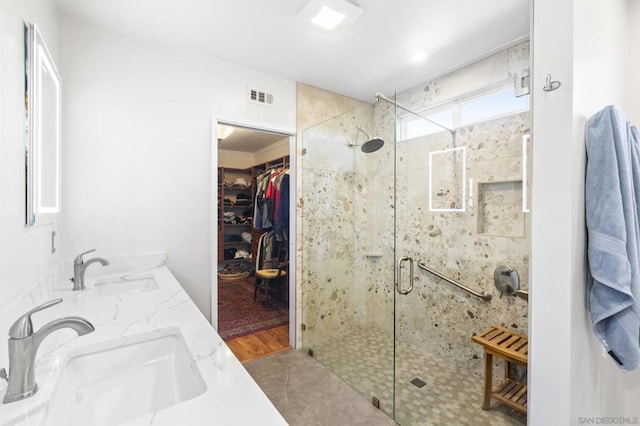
[254,234,288,307]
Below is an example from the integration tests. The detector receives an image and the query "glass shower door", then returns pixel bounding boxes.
[299,102,396,417]
[299,82,531,425]
[391,101,467,423]
[391,87,531,425]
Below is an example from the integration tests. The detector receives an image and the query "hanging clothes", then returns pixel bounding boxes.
[254,167,288,231]
[275,171,290,241]
[253,170,271,229]
[585,105,640,372]
[263,171,278,229]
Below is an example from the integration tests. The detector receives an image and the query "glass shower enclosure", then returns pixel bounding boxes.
[300,47,531,425]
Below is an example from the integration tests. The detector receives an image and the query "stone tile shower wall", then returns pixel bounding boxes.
[365,42,531,372]
[300,103,375,348]
[300,42,530,377]
[393,112,529,366]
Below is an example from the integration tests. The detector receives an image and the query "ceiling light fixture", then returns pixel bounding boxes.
[296,0,364,32]
[411,50,428,62]
[311,6,346,30]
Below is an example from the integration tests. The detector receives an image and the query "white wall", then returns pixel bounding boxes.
[628,0,640,124]
[254,140,290,166]
[529,1,574,421]
[0,1,60,301]
[623,0,640,413]
[530,0,640,424]
[571,1,638,422]
[218,150,255,169]
[58,14,296,322]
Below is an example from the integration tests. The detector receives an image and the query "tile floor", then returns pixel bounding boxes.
[246,327,526,426]
[245,349,395,426]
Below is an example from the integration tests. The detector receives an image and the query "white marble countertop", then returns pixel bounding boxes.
[0,262,287,425]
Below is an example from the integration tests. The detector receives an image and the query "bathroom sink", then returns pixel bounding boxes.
[53,275,159,299]
[91,275,159,297]
[42,328,207,426]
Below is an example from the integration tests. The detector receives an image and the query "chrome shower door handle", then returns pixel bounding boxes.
[396,257,407,294]
[396,256,414,295]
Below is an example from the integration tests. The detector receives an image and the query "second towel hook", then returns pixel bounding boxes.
[543,73,562,92]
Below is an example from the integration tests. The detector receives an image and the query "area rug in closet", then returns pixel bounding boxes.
[218,279,289,340]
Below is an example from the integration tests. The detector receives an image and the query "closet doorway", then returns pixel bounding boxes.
[213,120,295,362]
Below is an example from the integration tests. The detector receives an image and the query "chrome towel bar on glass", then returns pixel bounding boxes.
[417,261,492,302]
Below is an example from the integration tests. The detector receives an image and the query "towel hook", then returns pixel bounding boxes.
[543,73,562,92]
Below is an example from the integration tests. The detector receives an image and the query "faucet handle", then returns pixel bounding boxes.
[8,298,63,339]
[74,249,96,265]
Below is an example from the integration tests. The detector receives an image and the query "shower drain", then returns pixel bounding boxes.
[410,378,427,388]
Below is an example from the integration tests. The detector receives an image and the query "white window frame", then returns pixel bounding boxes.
[397,82,530,142]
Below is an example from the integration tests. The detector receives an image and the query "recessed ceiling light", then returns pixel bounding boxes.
[311,6,347,30]
[411,50,429,62]
[296,0,364,32]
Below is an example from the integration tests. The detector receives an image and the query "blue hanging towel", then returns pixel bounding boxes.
[586,105,640,372]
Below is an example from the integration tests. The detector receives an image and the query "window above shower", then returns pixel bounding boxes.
[397,84,530,142]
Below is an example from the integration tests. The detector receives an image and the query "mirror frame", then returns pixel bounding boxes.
[25,22,61,226]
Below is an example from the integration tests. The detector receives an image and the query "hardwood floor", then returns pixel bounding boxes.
[226,325,291,363]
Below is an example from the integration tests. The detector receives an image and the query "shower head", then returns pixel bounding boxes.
[361,137,384,153]
[351,126,384,153]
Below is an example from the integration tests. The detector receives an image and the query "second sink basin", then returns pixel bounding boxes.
[42,327,207,425]
[91,275,159,297]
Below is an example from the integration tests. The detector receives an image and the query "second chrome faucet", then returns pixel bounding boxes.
[70,249,110,291]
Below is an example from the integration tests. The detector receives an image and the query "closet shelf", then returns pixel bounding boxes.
[218,156,289,267]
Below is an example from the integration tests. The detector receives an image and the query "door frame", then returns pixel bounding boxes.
[210,115,297,348]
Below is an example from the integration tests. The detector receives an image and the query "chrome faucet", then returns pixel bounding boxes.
[1,299,94,403]
[70,249,110,291]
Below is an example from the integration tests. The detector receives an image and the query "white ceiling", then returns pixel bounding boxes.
[217,124,289,153]
[55,0,531,103]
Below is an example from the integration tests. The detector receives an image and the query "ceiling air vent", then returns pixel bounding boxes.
[248,87,274,107]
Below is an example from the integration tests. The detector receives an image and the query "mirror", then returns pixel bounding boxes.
[25,22,61,226]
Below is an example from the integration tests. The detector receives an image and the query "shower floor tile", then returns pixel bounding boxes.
[308,327,526,426]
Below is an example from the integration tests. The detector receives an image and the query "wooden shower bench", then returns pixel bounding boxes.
[471,325,528,414]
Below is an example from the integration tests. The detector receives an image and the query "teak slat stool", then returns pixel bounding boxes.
[471,325,528,414]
